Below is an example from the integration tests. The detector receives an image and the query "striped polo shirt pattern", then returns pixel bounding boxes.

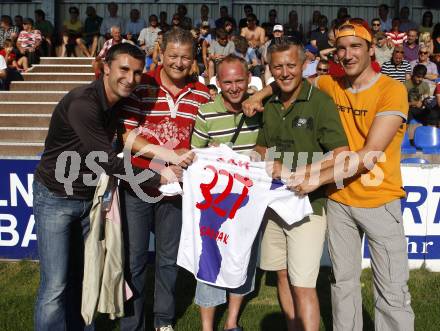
[380,59,412,83]
[120,66,210,170]
[191,94,261,153]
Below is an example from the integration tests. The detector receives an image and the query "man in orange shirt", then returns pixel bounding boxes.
[243,19,414,331]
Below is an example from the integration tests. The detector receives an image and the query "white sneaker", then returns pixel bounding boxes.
[155,325,174,331]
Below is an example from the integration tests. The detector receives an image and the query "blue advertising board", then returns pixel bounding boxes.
[0,159,40,260]
[0,159,439,272]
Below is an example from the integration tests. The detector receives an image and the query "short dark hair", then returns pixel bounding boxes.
[105,43,145,66]
[207,84,218,92]
[412,64,427,77]
[379,4,389,11]
[216,28,228,39]
[247,14,257,22]
[0,15,12,26]
[233,36,249,54]
[163,27,195,55]
[34,9,45,20]
[69,6,79,15]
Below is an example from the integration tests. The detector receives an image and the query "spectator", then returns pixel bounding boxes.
[381,45,411,83]
[371,18,382,37]
[125,9,146,43]
[433,52,440,75]
[171,14,182,30]
[316,59,329,76]
[410,45,439,83]
[238,5,257,30]
[17,18,42,65]
[240,14,265,51]
[385,18,407,46]
[150,30,164,71]
[0,54,7,90]
[374,31,394,66]
[399,6,417,33]
[93,26,131,74]
[83,6,102,57]
[176,4,192,30]
[404,64,431,124]
[261,9,278,38]
[61,7,90,57]
[378,4,392,32]
[307,10,321,39]
[261,26,285,84]
[200,22,213,75]
[233,35,263,77]
[100,2,125,39]
[302,44,319,78]
[0,52,22,90]
[159,11,170,33]
[215,6,236,31]
[284,10,304,43]
[403,29,419,62]
[194,4,215,29]
[34,9,54,56]
[435,81,440,109]
[206,83,218,100]
[138,15,161,65]
[224,19,237,41]
[14,15,23,33]
[429,23,440,57]
[0,38,28,71]
[332,7,350,27]
[310,15,329,52]
[419,11,434,35]
[0,15,19,48]
[208,28,234,80]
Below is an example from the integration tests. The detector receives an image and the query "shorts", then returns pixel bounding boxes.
[194,235,259,307]
[259,207,327,288]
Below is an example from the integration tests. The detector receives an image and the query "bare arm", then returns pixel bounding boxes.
[242,82,277,116]
[259,27,266,46]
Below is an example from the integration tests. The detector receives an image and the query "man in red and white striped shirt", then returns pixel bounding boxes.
[385,18,407,47]
[118,28,210,331]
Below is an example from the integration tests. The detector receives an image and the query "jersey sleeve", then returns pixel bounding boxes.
[191,108,210,149]
[376,80,409,121]
[117,92,144,131]
[314,75,335,97]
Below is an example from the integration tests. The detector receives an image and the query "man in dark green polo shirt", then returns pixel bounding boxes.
[256,40,348,331]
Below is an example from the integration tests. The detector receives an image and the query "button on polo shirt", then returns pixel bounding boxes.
[257,79,348,214]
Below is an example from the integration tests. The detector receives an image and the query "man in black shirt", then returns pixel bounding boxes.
[33,43,190,331]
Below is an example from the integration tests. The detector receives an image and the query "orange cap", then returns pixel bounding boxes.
[335,20,372,43]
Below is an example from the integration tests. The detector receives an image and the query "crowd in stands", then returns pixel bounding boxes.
[1,2,440,124]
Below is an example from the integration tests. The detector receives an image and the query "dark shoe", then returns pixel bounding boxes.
[224,327,243,331]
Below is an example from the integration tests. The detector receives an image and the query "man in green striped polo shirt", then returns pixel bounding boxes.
[190,54,260,331]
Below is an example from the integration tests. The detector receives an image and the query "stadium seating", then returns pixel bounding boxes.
[401,157,430,164]
[414,126,440,154]
[401,132,416,154]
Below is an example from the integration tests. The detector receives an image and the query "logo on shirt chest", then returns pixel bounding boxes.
[292,116,314,130]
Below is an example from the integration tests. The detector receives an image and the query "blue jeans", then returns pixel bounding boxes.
[33,180,94,331]
[119,187,182,330]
